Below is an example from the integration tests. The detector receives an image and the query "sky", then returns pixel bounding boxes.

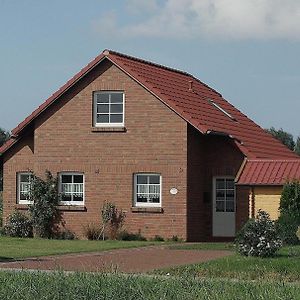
[0,0,299,137]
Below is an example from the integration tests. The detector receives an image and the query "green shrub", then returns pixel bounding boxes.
[117,230,147,241]
[54,228,77,240]
[280,181,300,217]
[235,210,282,257]
[277,213,299,245]
[152,235,164,242]
[28,171,61,238]
[278,181,300,245]
[4,210,33,238]
[83,223,102,240]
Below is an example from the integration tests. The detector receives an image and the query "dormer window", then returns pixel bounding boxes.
[93,91,124,127]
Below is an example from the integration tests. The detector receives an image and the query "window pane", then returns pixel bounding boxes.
[73,195,83,202]
[61,194,72,202]
[97,114,109,123]
[149,185,160,194]
[226,190,234,200]
[110,104,123,113]
[226,201,235,212]
[216,190,225,200]
[62,175,72,183]
[137,175,147,184]
[20,174,30,183]
[226,179,234,189]
[137,185,148,194]
[74,175,83,183]
[149,194,160,203]
[149,175,160,184]
[110,93,123,103]
[216,201,225,212]
[20,192,28,201]
[110,114,123,123]
[216,179,225,189]
[97,104,109,113]
[137,195,148,202]
[97,93,109,103]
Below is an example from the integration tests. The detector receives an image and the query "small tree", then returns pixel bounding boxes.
[28,171,61,238]
[277,181,300,244]
[101,202,125,240]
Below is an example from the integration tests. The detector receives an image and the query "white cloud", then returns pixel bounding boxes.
[93,0,300,40]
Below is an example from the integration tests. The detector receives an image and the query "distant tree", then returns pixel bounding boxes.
[295,136,300,156]
[0,127,10,147]
[266,127,295,151]
[0,127,10,191]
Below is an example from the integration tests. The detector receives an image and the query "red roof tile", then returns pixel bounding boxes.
[237,160,300,185]
[0,49,298,160]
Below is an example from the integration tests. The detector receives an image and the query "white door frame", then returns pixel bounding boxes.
[212,176,236,237]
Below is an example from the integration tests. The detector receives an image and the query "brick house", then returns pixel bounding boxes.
[0,49,299,241]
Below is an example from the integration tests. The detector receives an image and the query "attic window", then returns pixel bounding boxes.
[93,91,124,127]
[209,99,237,121]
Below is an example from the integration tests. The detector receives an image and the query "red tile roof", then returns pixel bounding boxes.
[0,49,298,160]
[237,160,300,185]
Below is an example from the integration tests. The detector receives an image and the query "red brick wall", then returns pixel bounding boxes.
[3,60,188,240]
[187,126,245,241]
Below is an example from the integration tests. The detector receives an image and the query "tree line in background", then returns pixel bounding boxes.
[266,127,300,156]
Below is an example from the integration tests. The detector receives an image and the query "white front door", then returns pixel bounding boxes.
[212,177,236,237]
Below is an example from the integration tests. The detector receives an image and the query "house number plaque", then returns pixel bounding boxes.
[170,188,178,195]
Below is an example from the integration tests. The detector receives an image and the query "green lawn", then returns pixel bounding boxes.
[154,244,300,282]
[0,271,299,300]
[0,236,156,261]
[168,242,234,251]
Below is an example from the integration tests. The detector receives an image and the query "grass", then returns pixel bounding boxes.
[0,271,299,300]
[0,236,156,261]
[154,244,300,282]
[168,242,234,251]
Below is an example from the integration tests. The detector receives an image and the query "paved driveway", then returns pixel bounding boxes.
[0,246,232,273]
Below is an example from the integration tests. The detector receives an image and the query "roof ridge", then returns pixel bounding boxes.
[105,49,222,97]
[105,49,191,76]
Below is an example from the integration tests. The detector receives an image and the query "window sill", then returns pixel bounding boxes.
[15,204,86,212]
[15,204,30,210]
[131,207,163,213]
[91,127,126,132]
[57,205,86,211]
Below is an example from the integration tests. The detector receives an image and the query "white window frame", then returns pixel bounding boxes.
[213,177,236,213]
[17,172,33,204]
[59,172,85,206]
[134,173,162,208]
[93,91,125,127]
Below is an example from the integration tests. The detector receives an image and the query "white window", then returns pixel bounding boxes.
[93,91,124,127]
[17,172,33,204]
[134,174,161,207]
[215,178,235,212]
[59,173,84,205]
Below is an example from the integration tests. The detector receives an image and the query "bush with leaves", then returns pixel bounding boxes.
[101,202,126,240]
[28,171,61,238]
[117,230,147,241]
[235,210,282,257]
[4,210,33,237]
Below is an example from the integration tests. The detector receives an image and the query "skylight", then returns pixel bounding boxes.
[209,99,237,121]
